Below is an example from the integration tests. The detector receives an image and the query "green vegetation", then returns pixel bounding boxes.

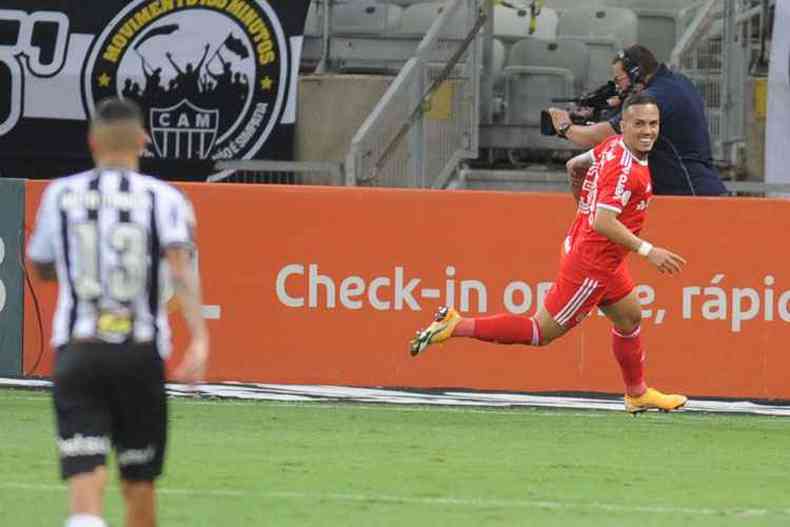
[2,389,789,526]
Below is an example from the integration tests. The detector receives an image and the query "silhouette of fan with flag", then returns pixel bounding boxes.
[208,33,249,67]
[221,33,249,59]
[132,23,179,74]
[206,33,250,88]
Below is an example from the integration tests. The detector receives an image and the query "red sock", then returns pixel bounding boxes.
[612,326,647,396]
[454,313,541,345]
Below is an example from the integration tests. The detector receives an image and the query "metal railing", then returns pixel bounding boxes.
[209,160,345,185]
[346,0,483,188]
[671,0,769,167]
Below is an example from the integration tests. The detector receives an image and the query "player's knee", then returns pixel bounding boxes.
[120,480,155,504]
[536,331,554,346]
[616,313,641,335]
[534,316,564,346]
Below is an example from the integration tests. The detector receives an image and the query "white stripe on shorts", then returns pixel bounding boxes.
[530,317,539,346]
[555,278,599,326]
[554,278,593,323]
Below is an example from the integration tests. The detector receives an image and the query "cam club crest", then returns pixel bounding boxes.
[150,99,219,159]
[82,0,290,162]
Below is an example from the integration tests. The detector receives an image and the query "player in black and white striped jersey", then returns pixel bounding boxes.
[27,97,209,527]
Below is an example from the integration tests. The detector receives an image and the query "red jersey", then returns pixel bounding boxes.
[563,135,653,275]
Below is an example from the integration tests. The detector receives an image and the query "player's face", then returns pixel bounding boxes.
[612,61,631,94]
[622,103,660,155]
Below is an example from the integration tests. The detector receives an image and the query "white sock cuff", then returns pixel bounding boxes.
[612,325,641,338]
[66,514,107,527]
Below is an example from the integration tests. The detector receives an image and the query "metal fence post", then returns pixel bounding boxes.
[315,0,332,74]
[409,62,425,188]
[720,0,737,165]
[480,0,494,125]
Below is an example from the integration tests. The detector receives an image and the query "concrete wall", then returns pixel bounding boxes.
[295,75,394,163]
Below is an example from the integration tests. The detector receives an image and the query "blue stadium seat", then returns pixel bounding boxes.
[494,5,558,44]
[302,0,407,73]
[543,0,608,12]
[333,1,403,34]
[503,38,590,126]
[396,2,470,39]
[557,6,638,90]
[601,0,687,63]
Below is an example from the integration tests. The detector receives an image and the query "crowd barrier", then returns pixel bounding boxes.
[5,180,790,399]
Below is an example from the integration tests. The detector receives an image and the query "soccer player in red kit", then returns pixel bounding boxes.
[410,94,688,414]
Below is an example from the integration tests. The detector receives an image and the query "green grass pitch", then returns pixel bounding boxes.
[2,389,790,526]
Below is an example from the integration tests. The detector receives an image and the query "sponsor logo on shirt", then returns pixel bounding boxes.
[615,173,629,202]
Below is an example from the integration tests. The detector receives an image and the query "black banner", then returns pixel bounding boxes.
[0,0,310,180]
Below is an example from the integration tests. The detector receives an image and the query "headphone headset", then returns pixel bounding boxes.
[617,47,642,85]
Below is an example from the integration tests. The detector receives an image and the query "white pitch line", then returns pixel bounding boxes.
[4,378,790,418]
[0,393,611,418]
[2,482,788,518]
[7,392,790,423]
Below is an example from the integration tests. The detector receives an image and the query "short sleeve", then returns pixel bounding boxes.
[592,140,609,160]
[595,154,635,215]
[27,183,59,263]
[157,188,196,250]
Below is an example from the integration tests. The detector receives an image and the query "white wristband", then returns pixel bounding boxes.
[637,241,654,257]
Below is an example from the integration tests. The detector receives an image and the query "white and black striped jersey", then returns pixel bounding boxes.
[27,169,196,357]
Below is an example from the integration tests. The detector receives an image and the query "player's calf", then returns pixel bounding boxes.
[410,306,568,356]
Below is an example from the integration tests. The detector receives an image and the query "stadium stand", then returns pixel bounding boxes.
[384,0,439,5]
[493,4,558,44]
[333,1,403,33]
[397,1,472,38]
[303,0,482,74]
[601,0,689,63]
[301,1,323,71]
[556,6,638,89]
[543,0,609,12]
[502,37,589,126]
[302,1,407,73]
[259,0,771,187]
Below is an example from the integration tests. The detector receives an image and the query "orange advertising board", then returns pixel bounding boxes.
[22,181,790,399]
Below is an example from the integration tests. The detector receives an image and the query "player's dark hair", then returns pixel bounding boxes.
[92,97,144,127]
[622,93,659,114]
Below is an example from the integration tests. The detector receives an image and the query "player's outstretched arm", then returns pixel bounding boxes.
[592,208,686,274]
[566,150,594,203]
[166,247,210,383]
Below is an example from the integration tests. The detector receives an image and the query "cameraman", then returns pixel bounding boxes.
[547,45,727,196]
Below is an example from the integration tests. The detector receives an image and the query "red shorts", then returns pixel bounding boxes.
[543,261,634,329]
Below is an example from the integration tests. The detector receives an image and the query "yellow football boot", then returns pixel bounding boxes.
[625,387,688,415]
[409,306,462,357]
